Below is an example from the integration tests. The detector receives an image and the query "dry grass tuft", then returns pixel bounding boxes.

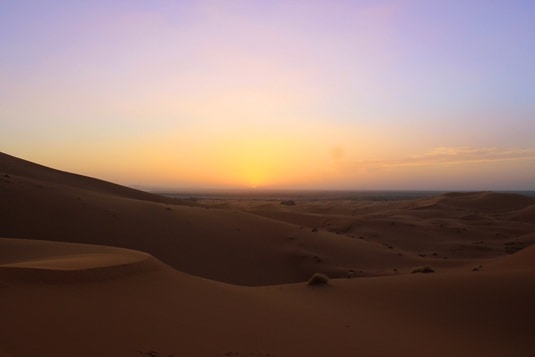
[308,273,329,286]
[411,266,435,273]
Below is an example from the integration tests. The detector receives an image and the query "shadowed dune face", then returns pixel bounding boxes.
[0,152,197,206]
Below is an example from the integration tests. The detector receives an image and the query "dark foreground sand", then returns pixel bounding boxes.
[1,152,534,356]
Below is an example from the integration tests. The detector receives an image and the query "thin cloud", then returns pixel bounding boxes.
[405,146,535,166]
[351,147,535,169]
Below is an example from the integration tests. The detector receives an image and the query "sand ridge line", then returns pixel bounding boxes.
[0,238,163,284]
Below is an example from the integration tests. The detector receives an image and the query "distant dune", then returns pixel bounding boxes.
[1,151,534,356]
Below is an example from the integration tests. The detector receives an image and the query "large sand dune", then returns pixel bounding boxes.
[1,151,534,356]
[1,151,484,285]
[1,237,533,356]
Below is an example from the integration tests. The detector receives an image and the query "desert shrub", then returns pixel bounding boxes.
[411,266,434,273]
[280,199,296,206]
[308,272,329,286]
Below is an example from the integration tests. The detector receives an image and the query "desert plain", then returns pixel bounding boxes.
[1,151,534,356]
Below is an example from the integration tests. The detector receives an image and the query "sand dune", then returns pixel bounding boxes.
[0,238,159,284]
[1,152,457,284]
[508,204,535,223]
[485,243,535,271]
[432,191,535,211]
[1,237,533,356]
[0,152,193,205]
[222,191,535,263]
[1,151,534,356]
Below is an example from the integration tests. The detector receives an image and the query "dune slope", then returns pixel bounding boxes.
[0,152,186,205]
[1,238,533,357]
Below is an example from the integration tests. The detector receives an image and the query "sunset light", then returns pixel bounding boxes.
[1,0,534,190]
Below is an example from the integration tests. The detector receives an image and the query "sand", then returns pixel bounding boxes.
[1,151,534,356]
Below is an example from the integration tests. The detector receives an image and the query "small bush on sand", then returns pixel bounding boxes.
[280,199,296,206]
[411,266,434,274]
[308,273,329,286]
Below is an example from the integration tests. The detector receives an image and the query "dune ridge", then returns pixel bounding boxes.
[431,191,535,211]
[0,238,160,284]
[0,152,194,206]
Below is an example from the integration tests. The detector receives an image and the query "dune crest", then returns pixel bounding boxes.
[436,191,535,211]
[0,152,195,206]
[485,244,535,272]
[0,238,160,284]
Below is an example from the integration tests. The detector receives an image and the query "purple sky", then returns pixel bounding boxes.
[1,1,534,189]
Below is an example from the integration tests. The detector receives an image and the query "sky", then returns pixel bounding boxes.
[1,0,534,190]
